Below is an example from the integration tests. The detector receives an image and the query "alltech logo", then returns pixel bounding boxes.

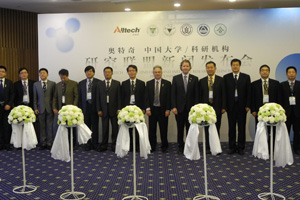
[113,26,140,35]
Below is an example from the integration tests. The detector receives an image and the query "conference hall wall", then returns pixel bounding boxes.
[38,8,300,142]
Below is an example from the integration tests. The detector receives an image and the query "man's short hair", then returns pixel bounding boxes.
[153,65,162,71]
[231,59,241,66]
[0,65,7,72]
[18,67,28,74]
[259,65,270,72]
[39,68,48,74]
[286,66,297,74]
[59,69,69,76]
[180,60,191,68]
[127,65,138,72]
[84,66,95,73]
[206,61,216,67]
[103,66,113,72]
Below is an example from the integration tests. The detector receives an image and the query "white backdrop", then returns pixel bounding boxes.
[38,8,300,142]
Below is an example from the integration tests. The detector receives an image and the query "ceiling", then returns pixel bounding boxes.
[0,0,299,14]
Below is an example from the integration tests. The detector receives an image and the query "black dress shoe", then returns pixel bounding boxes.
[0,145,4,150]
[162,147,168,153]
[39,145,47,150]
[238,149,245,155]
[85,145,92,151]
[178,147,184,154]
[206,149,211,155]
[228,148,235,154]
[295,150,300,155]
[97,146,107,152]
[5,146,12,151]
[47,145,52,150]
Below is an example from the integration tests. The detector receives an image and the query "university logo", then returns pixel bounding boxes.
[180,24,193,36]
[164,24,176,36]
[197,24,210,36]
[113,26,140,34]
[147,25,159,36]
[214,23,227,36]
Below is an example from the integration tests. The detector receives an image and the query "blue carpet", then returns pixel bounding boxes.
[0,142,300,200]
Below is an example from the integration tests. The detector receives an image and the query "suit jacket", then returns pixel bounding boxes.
[78,78,101,114]
[94,80,108,117]
[104,79,121,117]
[145,78,171,115]
[33,80,56,114]
[0,78,14,107]
[53,79,78,110]
[14,79,35,108]
[198,75,226,115]
[280,80,300,118]
[171,73,198,113]
[251,78,280,114]
[223,72,251,112]
[121,79,145,110]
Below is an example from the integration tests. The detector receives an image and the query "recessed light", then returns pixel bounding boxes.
[229,0,236,2]
[124,8,131,11]
[174,3,181,7]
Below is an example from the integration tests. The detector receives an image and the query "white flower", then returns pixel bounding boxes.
[189,103,217,125]
[118,105,145,125]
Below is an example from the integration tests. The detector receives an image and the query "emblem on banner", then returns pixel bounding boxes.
[197,24,210,36]
[164,24,176,36]
[180,24,193,36]
[147,25,159,36]
[214,23,227,36]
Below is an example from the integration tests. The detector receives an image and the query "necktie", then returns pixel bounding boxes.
[0,80,3,101]
[130,80,135,95]
[263,80,268,95]
[290,82,294,96]
[154,80,160,106]
[106,81,110,94]
[87,80,92,93]
[234,75,238,86]
[42,82,46,93]
[62,82,65,95]
[234,75,238,102]
[184,75,188,93]
[208,77,213,104]
[23,81,28,95]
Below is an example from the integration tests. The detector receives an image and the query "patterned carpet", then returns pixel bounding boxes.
[0,142,300,200]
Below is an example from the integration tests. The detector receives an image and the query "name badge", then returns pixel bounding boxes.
[62,96,65,104]
[130,95,135,104]
[87,92,92,100]
[209,91,213,99]
[107,95,109,103]
[263,95,269,103]
[289,96,296,105]
[23,95,28,102]
[235,89,238,97]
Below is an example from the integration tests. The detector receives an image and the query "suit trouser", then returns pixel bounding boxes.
[38,110,54,146]
[148,106,169,150]
[175,106,190,148]
[286,107,300,151]
[205,113,222,149]
[227,101,247,150]
[102,106,119,147]
[0,105,11,148]
[85,102,99,148]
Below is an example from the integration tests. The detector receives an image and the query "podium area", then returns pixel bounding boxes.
[0,142,299,199]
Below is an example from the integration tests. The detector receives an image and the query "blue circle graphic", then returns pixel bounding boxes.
[46,28,56,38]
[65,18,80,33]
[56,35,74,53]
[275,53,300,82]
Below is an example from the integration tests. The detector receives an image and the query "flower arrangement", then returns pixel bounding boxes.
[57,105,84,126]
[118,105,145,125]
[8,105,36,124]
[258,103,286,124]
[188,103,217,125]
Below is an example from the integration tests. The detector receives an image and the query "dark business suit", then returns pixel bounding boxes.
[33,80,56,147]
[171,73,198,150]
[121,78,145,151]
[223,72,251,151]
[280,80,300,151]
[14,79,35,109]
[78,78,102,150]
[101,79,121,150]
[199,75,226,150]
[145,78,171,151]
[0,78,14,150]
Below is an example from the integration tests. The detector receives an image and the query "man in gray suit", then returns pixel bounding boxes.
[33,68,56,150]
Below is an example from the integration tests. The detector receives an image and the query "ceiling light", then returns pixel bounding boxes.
[124,8,131,11]
[229,0,236,2]
[174,3,181,7]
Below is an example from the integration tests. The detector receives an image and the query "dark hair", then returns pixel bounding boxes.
[180,60,191,68]
[231,59,241,66]
[286,66,297,74]
[59,69,69,76]
[103,66,113,72]
[127,65,138,72]
[206,61,216,67]
[259,65,270,72]
[84,65,95,73]
[39,68,48,74]
[0,65,7,72]
[18,67,28,74]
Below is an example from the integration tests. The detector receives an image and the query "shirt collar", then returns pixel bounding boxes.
[233,72,240,78]
[87,78,93,82]
[0,78,5,82]
[182,73,189,78]
[41,79,47,83]
[261,78,269,82]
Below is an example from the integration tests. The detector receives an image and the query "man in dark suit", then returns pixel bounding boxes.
[33,68,56,150]
[145,65,171,153]
[171,60,198,154]
[99,66,121,152]
[14,67,35,109]
[199,61,226,154]
[223,59,251,155]
[280,66,300,155]
[121,65,145,151]
[0,66,14,151]
[78,66,103,151]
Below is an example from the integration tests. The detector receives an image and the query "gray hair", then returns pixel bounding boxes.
[153,65,162,71]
